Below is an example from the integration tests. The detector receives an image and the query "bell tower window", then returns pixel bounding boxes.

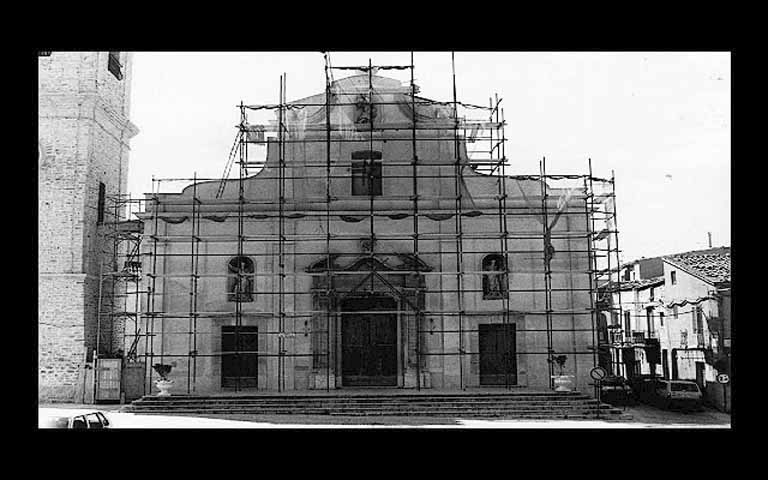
[108,52,123,80]
[97,182,106,224]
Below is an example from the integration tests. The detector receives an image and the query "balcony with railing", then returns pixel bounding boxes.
[608,329,624,344]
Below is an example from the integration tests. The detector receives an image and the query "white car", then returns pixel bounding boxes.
[39,408,111,429]
[652,380,704,410]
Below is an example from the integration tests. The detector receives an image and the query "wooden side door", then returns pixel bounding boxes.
[221,326,259,388]
[479,323,517,385]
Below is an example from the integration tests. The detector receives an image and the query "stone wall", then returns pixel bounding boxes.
[38,274,87,402]
[38,52,137,401]
[139,183,594,394]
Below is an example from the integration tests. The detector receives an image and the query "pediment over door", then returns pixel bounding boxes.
[306,253,432,273]
[308,253,429,312]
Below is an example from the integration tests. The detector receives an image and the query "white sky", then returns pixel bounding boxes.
[128,51,730,262]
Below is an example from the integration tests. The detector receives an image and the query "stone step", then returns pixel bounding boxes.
[127,406,620,414]
[124,390,624,420]
[127,406,618,413]
[130,396,592,405]
[126,404,609,414]
[127,409,626,419]
[125,404,622,414]
[132,400,597,408]
[133,393,587,401]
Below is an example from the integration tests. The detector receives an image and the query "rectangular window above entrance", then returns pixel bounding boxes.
[351,150,382,196]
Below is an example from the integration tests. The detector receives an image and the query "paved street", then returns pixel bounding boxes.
[618,404,730,426]
[39,403,730,428]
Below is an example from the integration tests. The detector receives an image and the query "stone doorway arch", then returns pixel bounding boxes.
[306,253,430,389]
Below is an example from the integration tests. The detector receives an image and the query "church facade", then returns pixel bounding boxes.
[138,74,596,395]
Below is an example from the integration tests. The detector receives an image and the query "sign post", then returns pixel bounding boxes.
[590,366,608,419]
[717,373,730,412]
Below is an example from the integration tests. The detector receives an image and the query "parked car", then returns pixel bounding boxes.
[651,380,703,411]
[628,374,659,401]
[39,408,111,429]
[599,375,633,406]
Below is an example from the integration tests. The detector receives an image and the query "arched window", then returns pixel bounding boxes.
[482,254,508,299]
[227,256,254,302]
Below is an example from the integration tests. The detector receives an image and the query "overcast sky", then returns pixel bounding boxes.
[128,51,730,262]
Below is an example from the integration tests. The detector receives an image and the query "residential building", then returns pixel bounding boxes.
[597,257,664,380]
[661,247,731,411]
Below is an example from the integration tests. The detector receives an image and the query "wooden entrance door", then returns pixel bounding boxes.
[221,326,258,388]
[479,323,517,385]
[341,297,397,387]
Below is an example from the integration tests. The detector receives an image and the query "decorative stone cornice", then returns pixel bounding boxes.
[96,98,139,139]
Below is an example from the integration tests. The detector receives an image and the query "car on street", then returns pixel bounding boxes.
[599,375,633,406]
[628,374,658,401]
[39,408,112,429]
[628,375,704,411]
[651,379,703,411]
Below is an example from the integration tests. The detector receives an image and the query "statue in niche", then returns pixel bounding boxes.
[483,255,507,299]
[228,256,254,302]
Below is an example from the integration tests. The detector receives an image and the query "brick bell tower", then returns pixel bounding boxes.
[38,52,139,402]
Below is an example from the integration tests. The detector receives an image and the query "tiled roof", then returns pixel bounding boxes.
[599,275,664,293]
[664,247,731,286]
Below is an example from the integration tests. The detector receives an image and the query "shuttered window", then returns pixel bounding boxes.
[694,306,703,333]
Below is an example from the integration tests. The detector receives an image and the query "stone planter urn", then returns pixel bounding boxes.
[155,379,175,397]
[552,375,574,392]
[549,354,573,392]
[153,363,174,397]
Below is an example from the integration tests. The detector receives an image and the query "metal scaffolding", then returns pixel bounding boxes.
[100,53,624,396]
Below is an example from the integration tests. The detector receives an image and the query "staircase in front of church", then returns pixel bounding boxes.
[123,391,629,420]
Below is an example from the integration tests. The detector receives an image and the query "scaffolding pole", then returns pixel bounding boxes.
[324,53,333,391]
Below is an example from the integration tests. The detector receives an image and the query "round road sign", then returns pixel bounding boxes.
[717,373,730,384]
[590,366,608,381]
